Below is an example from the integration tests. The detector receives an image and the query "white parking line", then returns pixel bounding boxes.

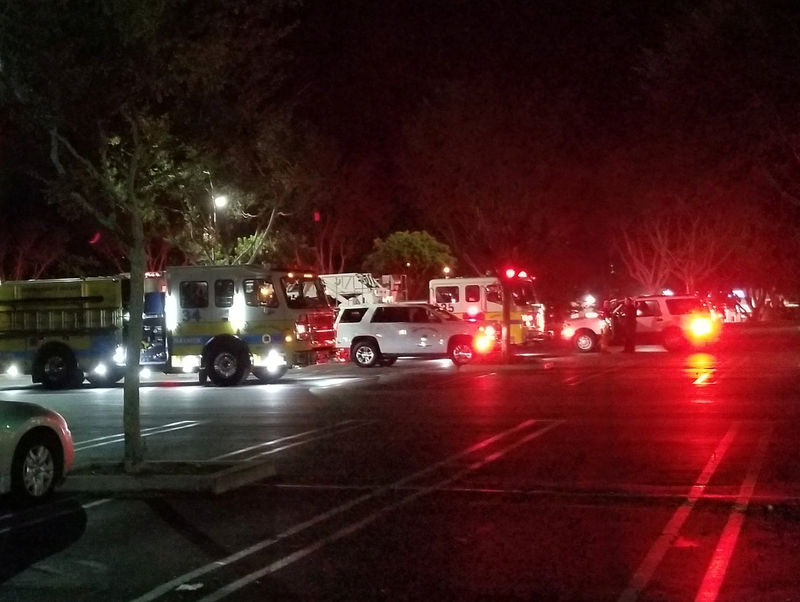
[694,423,774,602]
[74,421,202,452]
[618,422,740,602]
[132,418,560,602]
[197,420,564,602]
[210,420,373,461]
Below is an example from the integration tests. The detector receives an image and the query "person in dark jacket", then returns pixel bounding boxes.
[622,297,637,353]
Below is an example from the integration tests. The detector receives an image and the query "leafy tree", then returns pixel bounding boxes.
[398,77,599,296]
[0,0,297,470]
[636,0,800,299]
[289,137,394,273]
[0,222,68,281]
[362,231,454,299]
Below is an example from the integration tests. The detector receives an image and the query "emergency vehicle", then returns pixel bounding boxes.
[163,265,336,386]
[429,274,547,346]
[320,272,394,306]
[0,276,159,388]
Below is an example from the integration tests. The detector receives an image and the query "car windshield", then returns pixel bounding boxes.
[280,277,329,309]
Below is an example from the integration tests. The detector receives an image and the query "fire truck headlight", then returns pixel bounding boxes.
[165,293,178,331]
[6,364,20,377]
[140,367,152,379]
[93,363,108,376]
[561,326,576,339]
[180,355,201,373]
[265,349,287,372]
[113,345,126,365]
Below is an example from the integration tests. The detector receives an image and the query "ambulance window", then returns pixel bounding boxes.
[465,285,480,303]
[435,286,459,304]
[244,279,278,307]
[486,284,502,304]
[214,279,234,308]
[180,281,208,309]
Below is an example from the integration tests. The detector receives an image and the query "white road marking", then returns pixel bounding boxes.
[197,420,564,602]
[74,421,202,452]
[617,422,741,602]
[694,423,774,602]
[210,420,373,461]
[132,418,560,602]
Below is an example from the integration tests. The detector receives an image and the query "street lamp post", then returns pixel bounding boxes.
[211,194,228,263]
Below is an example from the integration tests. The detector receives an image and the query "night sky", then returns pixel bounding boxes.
[2,1,798,299]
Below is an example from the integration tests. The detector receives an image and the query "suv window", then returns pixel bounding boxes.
[666,298,705,314]
[340,308,368,323]
[372,306,412,323]
[636,300,661,317]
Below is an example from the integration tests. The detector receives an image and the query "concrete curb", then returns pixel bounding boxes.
[62,459,277,495]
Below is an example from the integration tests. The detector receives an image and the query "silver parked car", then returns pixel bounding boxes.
[0,400,74,502]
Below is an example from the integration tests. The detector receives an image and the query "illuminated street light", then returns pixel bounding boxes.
[443,266,451,278]
[214,195,229,211]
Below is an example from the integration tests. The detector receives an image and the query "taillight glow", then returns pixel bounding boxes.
[689,316,714,339]
[474,333,494,354]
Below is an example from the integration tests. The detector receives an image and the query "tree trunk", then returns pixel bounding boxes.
[123,209,146,472]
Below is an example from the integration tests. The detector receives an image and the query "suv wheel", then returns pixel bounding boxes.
[574,329,598,352]
[449,338,474,366]
[352,340,380,368]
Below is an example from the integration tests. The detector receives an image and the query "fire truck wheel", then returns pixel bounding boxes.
[352,340,380,368]
[449,337,474,366]
[253,366,288,383]
[37,346,79,390]
[207,344,251,386]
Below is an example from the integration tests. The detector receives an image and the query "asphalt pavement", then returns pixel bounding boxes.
[1,321,799,601]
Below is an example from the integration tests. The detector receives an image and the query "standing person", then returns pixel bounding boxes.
[623,297,637,353]
[600,299,613,352]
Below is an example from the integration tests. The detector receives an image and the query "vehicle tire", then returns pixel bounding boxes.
[37,346,79,390]
[11,430,62,503]
[380,356,398,367]
[449,337,474,366]
[352,340,380,368]
[663,327,687,352]
[253,365,289,384]
[573,329,598,353]
[206,344,251,386]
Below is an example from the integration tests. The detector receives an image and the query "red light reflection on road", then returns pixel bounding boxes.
[687,353,718,402]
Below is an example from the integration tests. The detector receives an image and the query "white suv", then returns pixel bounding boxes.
[335,303,489,367]
[561,295,721,352]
